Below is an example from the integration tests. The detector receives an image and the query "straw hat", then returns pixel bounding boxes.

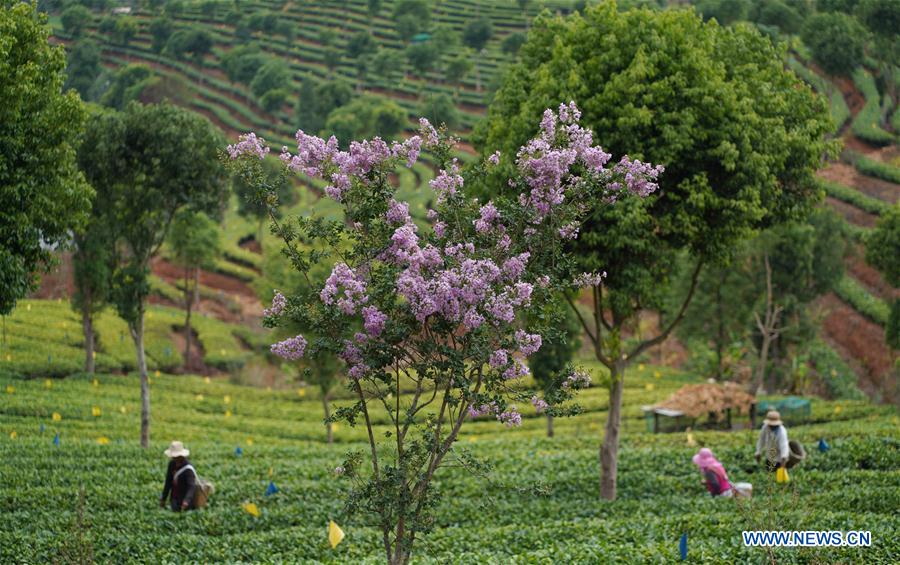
[692,447,717,468]
[164,440,190,458]
[763,410,783,426]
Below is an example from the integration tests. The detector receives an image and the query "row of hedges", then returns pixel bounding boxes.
[851,68,896,146]
[833,276,890,326]
[818,179,891,215]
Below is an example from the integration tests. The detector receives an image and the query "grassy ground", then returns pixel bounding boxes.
[1,363,898,562]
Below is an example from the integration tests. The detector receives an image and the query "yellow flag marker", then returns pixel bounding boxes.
[155,370,161,378]
[266,386,272,392]
[638,363,645,371]
[195,394,204,401]
[10,431,17,440]
[119,406,127,414]
[834,405,842,415]
[247,437,254,446]
[52,412,62,421]
[5,354,10,361]
[26,303,31,311]
[328,520,345,548]
[645,383,655,391]
[242,501,260,517]
[45,379,53,389]
[298,388,306,397]
[686,431,697,447]
[204,376,211,384]
[92,406,101,417]
[653,370,662,379]
[6,385,14,394]
[92,351,96,359]
[468,436,477,442]
[220,348,226,356]
[332,423,340,433]
[224,395,232,404]
[225,410,232,418]
[268,466,274,478]
[97,436,110,445]
[92,378,99,387]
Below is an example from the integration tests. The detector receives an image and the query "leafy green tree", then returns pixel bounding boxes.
[855,0,900,113]
[167,209,221,366]
[260,87,289,113]
[100,64,154,109]
[71,218,113,375]
[78,102,226,448]
[694,0,751,25]
[165,28,214,65]
[0,2,92,315]
[801,12,867,77]
[478,2,834,499]
[444,54,472,97]
[149,17,173,53]
[419,92,458,128]
[221,44,269,86]
[323,45,342,76]
[113,16,138,46]
[395,14,420,43]
[372,48,403,84]
[250,59,290,99]
[61,5,92,37]
[406,41,439,78]
[367,0,382,21]
[346,31,376,60]
[296,77,355,134]
[752,0,803,34]
[324,96,406,145]
[463,16,494,52]
[501,32,526,56]
[392,0,430,25]
[866,204,900,350]
[528,301,581,437]
[65,40,102,99]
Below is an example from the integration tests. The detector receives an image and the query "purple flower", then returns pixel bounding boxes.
[488,151,500,165]
[574,271,606,288]
[227,133,269,160]
[503,358,530,380]
[463,308,485,330]
[562,370,592,390]
[558,222,580,240]
[263,290,287,317]
[320,263,368,315]
[386,199,411,225]
[474,202,500,233]
[497,407,522,427]
[429,161,463,203]
[502,252,530,281]
[271,335,308,360]
[531,396,549,414]
[489,349,508,368]
[418,118,440,147]
[515,330,542,356]
[468,401,497,419]
[362,306,387,337]
[433,221,447,239]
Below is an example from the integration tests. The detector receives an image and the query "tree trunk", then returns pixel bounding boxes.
[546,413,554,438]
[600,359,626,500]
[322,394,333,444]
[715,270,725,380]
[751,254,782,395]
[184,266,192,367]
[131,315,150,448]
[82,306,95,374]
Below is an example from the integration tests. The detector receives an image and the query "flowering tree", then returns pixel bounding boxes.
[226,103,661,564]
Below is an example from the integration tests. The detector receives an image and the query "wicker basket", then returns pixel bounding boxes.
[786,440,806,469]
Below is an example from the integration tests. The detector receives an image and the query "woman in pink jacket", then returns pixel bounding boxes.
[692,447,733,497]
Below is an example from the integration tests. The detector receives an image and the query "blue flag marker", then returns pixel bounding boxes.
[265,481,279,496]
[679,533,687,561]
[235,446,243,457]
[818,438,830,453]
[53,433,60,446]
[40,423,45,433]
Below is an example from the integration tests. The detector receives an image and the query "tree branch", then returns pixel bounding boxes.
[628,259,704,360]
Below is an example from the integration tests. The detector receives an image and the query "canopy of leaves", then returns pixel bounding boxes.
[865,203,900,288]
[0,2,93,315]
[801,12,867,77]
[477,2,834,319]
[65,40,102,99]
[693,0,750,26]
[296,77,354,135]
[251,60,290,99]
[77,102,226,322]
[419,92,459,129]
[167,209,222,271]
[463,17,494,51]
[233,157,294,224]
[221,44,270,85]
[392,0,430,24]
[406,41,439,77]
[149,17,173,53]
[100,64,155,109]
[346,31,376,60]
[324,96,406,145]
[61,5,92,37]
[164,28,214,62]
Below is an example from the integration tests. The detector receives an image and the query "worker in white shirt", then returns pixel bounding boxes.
[755,410,790,471]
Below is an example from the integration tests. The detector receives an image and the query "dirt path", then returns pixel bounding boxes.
[825,197,879,228]
[845,247,900,302]
[819,163,899,204]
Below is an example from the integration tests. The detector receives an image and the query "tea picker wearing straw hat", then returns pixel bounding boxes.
[755,411,790,472]
[160,441,198,512]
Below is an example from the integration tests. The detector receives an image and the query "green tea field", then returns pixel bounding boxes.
[2,365,898,562]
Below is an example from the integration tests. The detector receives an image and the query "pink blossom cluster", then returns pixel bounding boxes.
[515,330,542,356]
[574,271,607,288]
[227,133,270,160]
[502,358,530,380]
[562,370,592,390]
[531,396,549,414]
[474,202,500,233]
[263,290,286,317]
[340,337,369,379]
[362,306,387,337]
[320,263,368,315]
[429,160,464,203]
[386,199,411,225]
[467,401,522,428]
[271,335,308,360]
[611,156,665,198]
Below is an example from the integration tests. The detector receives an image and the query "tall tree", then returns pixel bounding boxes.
[801,12,867,77]
[78,102,226,447]
[866,204,900,350]
[232,157,294,241]
[528,300,582,437]
[167,209,222,367]
[855,0,900,117]
[477,2,834,499]
[61,5,92,37]
[71,219,113,375]
[65,40,103,100]
[1,2,92,315]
